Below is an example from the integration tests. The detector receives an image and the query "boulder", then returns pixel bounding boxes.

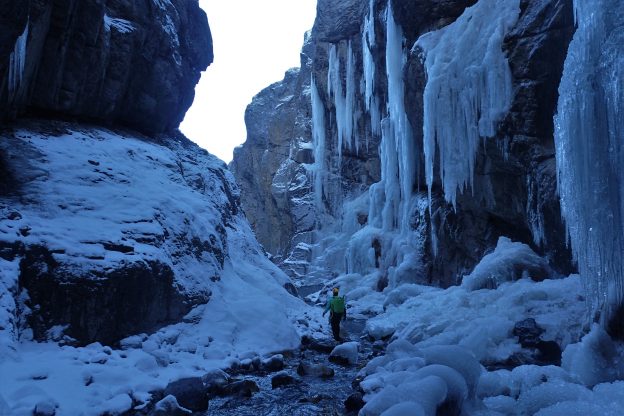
[162,377,208,412]
[261,354,285,372]
[329,341,359,366]
[296,362,335,379]
[271,371,298,389]
[151,395,192,416]
[344,392,365,413]
[222,380,259,398]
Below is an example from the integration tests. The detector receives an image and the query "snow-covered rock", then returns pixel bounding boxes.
[329,341,359,365]
[0,121,307,414]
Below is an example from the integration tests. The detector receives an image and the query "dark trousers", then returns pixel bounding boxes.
[330,312,343,341]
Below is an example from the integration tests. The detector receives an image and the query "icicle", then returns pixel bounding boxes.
[384,2,416,234]
[311,77,327,214]
[8,21,29,100]
[345,42,357,153]
[554,0,624,320]
[526,175,545,247]
[362,0,381,136]
[328,43,357,159]
[417,0,520,210]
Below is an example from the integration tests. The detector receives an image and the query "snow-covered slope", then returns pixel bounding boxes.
[0,121,306,414]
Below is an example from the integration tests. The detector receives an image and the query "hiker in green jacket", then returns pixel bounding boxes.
[323,287,347,342]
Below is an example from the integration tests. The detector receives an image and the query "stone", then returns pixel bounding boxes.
[222,380,260,398]
[163,377,208,412]
[261,354,285,372]
[271,371,297,389]
[513,318,544,348]
[152,395,192,416]
[301,335,335,354]
[202,369,230,398]
[296,362,335,379]
[344,392,365,413]
[33,400,57,416]
[329,341,359,366]
[535,340,562,366]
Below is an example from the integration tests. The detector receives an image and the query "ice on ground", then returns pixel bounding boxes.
[461,236,550,291]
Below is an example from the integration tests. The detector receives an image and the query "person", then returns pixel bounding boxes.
[323,287,347,342]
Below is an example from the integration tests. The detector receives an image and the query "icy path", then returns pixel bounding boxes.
[205,318,373,416]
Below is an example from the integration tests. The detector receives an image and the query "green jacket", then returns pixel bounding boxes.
[325,295,346,316]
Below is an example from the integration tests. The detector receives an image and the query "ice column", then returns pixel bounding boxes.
[362,0,381,137]
[416,0,520,208]
[311,77,327,213]
[378,2,416,233]
[554,0,624,319]
[8,21,29,99]
[327,43,357,160]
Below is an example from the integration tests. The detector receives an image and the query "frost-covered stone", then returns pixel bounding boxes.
[329,341,359,365]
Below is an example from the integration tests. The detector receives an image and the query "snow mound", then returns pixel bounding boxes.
[330,341,359,365]
[461,237,550,290]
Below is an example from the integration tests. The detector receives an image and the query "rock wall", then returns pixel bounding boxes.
[0,0,212,135]
[232,0,576,285]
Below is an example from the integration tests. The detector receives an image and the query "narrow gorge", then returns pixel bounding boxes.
[2,0,624,415]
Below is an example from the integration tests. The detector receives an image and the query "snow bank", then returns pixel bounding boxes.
[461,236,550,291]
[0,126,308,415]
[356,274,593,414]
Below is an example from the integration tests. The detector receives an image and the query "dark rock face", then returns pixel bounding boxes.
[19,245,198,346]
[391,0,478,43]
[229,68,312,259]
[0,0,212,135]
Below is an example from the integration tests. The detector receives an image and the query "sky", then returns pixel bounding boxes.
[180,0,318,163]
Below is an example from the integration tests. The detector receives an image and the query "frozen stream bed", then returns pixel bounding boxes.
[205,318,376,416]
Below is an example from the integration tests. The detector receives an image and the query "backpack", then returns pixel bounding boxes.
[330,296,345,314]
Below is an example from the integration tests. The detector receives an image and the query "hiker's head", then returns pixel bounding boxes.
[333,287,339,296]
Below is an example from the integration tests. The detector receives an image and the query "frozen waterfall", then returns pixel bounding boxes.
[327,43,358,160]
[554,0,624,320]
[375,2,417,234]
[8,21,29,99]
[416,0,520,208]
[362,0,381,137]
[311,77,327,214]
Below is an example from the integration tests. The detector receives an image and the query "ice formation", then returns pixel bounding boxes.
[416,0,520,208]
[554,0,624,320]
[327,43,358,159]
[310,77,327,214]
[362,0,381,137]
[8,21,29,99]
[104,15,135,34]
[379,2,417,234]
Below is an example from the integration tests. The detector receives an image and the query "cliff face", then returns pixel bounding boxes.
[0,1,300,352]
[0,0,212,135]
[232,0,576,286]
